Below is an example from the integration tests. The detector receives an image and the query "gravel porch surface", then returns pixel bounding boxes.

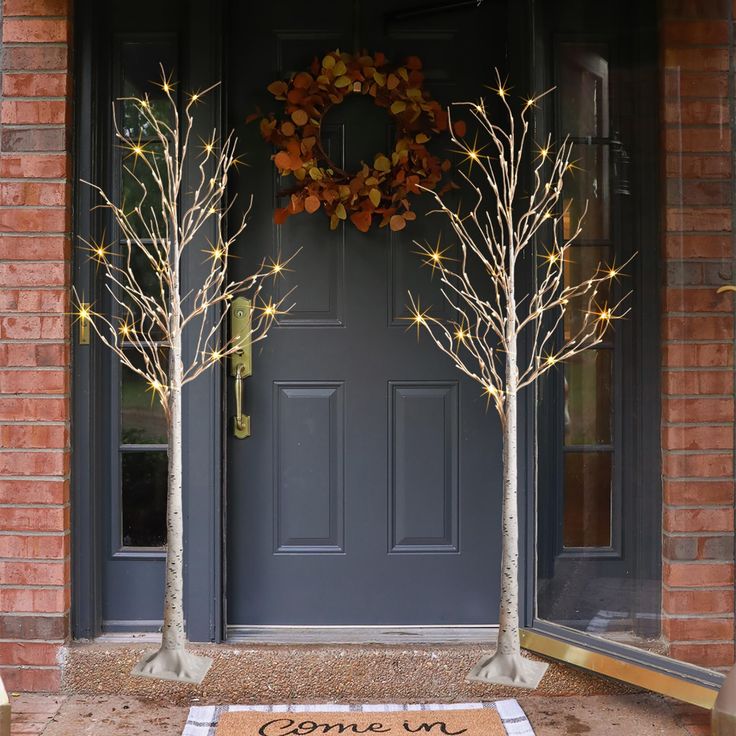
[10,693,711,736]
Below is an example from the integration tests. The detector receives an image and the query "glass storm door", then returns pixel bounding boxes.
[225,0,512,627]
[531,0,696,684]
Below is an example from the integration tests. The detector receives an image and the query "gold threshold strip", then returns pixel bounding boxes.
[521,629,719,710]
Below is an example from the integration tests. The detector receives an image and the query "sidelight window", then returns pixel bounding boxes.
[112,39,176,550]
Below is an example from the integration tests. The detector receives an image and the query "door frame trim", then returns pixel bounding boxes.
[71,0,226,642]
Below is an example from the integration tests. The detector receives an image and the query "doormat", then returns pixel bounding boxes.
[182,702,534,736]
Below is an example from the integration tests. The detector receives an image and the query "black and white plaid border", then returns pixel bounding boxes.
[182,701,534,736]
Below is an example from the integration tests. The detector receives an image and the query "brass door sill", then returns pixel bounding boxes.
[521,629,719,709]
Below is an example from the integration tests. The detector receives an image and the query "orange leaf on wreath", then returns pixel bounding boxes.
[290,194,305,214]
[350,210,372,232]
[267,80,288,98]
[389,214,407,231]
[291,109,309,126]
[406,56,422,70]
[274,151,292,171]
[305,195,321,214]
[293,72,314,89]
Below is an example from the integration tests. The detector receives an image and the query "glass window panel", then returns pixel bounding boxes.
[563,451,612,548]
[564,350,612,446]
[120,41,176,137]
[562,144,610,242]
[563,244,612,339]
[121,363,167,445]
[121,141,167,237]
[115,242,169,337]
[121,450,167,548]
[558,43,609,138]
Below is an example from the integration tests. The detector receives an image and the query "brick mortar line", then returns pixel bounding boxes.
[0,205,68,210]
[667,639,734,645]
[2,15,69,20]
[0,665,60,671]
[1,69,68,74]
[663,421,734,425]
[663,339,736,344]
[0,366,68,370]
[0,639,65,644]
[0,522,69,528]
[663,612,736,618]
[663,503,733,509]
[663,396,734,401]
[665,559,735,564]
[662,449,734,455]
[0,556,70,563]
[667,204,735,209]
[0,420,67,425]
[664,95,729,101]
[663,583,733,591]
[0,395,71,401]
[1,96,67,102]
[0,584,69,591]
[663,530,733,536]
[0,611,66,617]
[0,178,67,183]
[652,477,732,482]
[664,477,736,482]
[665,121,733,127]
[1,124,67,129]
[0,41,68,46]
[665,312,734,317]
[0,235,70,239]
[0,583,70,590]
[666,151,734,156]
[664,367,734,371]
[0,502,69,508]
[0,501,71,510]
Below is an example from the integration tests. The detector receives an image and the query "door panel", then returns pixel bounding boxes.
[227,0,508,626]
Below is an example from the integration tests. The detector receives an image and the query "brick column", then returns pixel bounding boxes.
[0,0,72,692]
[660,1,736,670]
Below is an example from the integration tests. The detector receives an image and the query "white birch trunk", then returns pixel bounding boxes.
[466,248,548,690]
[131,226,212,683]
[162,344,185,652]
[497,331,520,659]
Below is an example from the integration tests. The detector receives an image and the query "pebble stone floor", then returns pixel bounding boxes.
[9,692,712,736]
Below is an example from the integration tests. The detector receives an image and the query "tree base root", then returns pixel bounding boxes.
[131,647,213,684]
[466,650,549,690]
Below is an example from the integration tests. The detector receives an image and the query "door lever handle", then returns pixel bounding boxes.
[233,363,250,439]
[717,285,736,294]
[231,297,252,439]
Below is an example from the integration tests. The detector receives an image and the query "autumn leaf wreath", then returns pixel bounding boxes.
[256,50,464,233]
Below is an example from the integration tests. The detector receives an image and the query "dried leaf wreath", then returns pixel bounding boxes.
[256,50,464,232]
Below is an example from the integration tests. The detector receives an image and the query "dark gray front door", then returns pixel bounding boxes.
[227,0,508,626]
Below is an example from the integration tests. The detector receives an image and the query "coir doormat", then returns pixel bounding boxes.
[182,702,535,736]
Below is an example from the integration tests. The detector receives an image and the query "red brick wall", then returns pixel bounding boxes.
[660,0,736,670]
[0,0,72,692]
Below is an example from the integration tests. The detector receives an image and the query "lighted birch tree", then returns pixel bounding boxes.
[407,75,631,689]
[74,71,293,684]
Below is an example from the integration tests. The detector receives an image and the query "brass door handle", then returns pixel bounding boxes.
[231,296,252,439]
[717,285,736,294]
[233,363,250,439]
